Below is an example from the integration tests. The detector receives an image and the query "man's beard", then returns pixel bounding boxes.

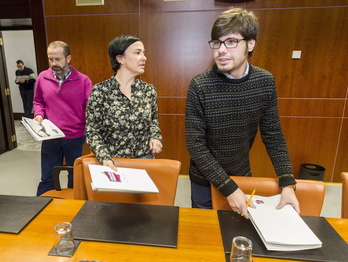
[216,66,232,75]
[215,48,249,75]
[52,65,65,74]
[215,55,234,75]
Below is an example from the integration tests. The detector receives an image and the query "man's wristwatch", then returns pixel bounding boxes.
[282,184,296,190]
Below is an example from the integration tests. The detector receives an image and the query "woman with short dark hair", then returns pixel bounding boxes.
[86,35,163,171]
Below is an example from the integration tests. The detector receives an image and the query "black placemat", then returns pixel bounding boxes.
[218,210,348,262]
[0,195,52,234]
[71,201,179,248]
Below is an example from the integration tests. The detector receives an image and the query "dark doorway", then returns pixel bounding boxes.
[0,32,17,153]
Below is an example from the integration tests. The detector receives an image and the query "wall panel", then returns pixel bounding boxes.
[277,98,345,117]
[282,117,341,181]
[333,119,348,181]
[157,114,189,175]
[45,15,139,84]
[44,0,139,15]
[157,97,187,172]
[140,0,242,12]
[250,8,348,98]
[158,97,186,114]
[250,117,342,181]
[141,11,217,96]
[247,0,348,9]
[249,131,278,178]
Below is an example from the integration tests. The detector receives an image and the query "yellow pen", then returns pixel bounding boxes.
[246,188,256,207]
[241,188,256,217]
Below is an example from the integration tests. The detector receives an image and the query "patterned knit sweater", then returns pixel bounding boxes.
[185,64,296,197]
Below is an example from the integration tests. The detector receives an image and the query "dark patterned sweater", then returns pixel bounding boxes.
[185,64,296,197]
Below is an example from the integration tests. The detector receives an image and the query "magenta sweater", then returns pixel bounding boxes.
[34,66,92,139]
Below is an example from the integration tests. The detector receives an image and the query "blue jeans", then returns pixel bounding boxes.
[191,182,212,209]
[37,136,85,196]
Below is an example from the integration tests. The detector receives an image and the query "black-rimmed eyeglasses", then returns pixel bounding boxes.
[208,38,246,49]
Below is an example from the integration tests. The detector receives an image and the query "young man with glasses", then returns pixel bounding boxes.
[185,7,299,218]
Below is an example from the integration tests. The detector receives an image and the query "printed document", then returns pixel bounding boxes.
[247,194,322,251]
[88,164,159,194]
[21,117,65,141]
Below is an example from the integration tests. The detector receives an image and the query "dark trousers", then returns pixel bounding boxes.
[191,182,212,209]
[19,89,34,118]
[36,136,85,196]
[138,154,154,159]
[191,172,252,209]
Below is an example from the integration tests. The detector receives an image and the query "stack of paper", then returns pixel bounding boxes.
[88,164,159,194]
[247,194,322,251]
[21,117,65,141]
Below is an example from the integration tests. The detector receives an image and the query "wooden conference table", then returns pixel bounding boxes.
[0,198,347,262]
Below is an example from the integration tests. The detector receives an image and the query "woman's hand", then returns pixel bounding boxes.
[149,139,163,154]
[103,160,117,171]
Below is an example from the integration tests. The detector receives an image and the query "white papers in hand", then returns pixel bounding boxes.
[88,164,159,194]
[21,117,65,141]
[247,194,322,251]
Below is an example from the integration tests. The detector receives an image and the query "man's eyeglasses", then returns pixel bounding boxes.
[208,38,246,49]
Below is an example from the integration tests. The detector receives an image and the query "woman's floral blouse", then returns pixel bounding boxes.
[86,76,162,163]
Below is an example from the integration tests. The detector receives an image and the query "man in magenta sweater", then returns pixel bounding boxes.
[34,41,92,195]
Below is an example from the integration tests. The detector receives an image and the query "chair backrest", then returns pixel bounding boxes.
[81,157,181,206]
[341,172,348,218]
[72,153,95,200]
[40,153,94,199]
[211,176,326,216]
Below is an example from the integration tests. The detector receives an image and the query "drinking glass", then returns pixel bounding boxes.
[54,222,75,254]
[230,236,253,262]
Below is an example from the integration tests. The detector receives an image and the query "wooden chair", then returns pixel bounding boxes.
[40,153,94,199]
[341,172,348,218]
[81,156,181,206]
[211,176,326,216]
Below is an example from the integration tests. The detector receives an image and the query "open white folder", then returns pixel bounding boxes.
[247,194,322,251]
[88,164,159,194]
[21,117,65,141]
